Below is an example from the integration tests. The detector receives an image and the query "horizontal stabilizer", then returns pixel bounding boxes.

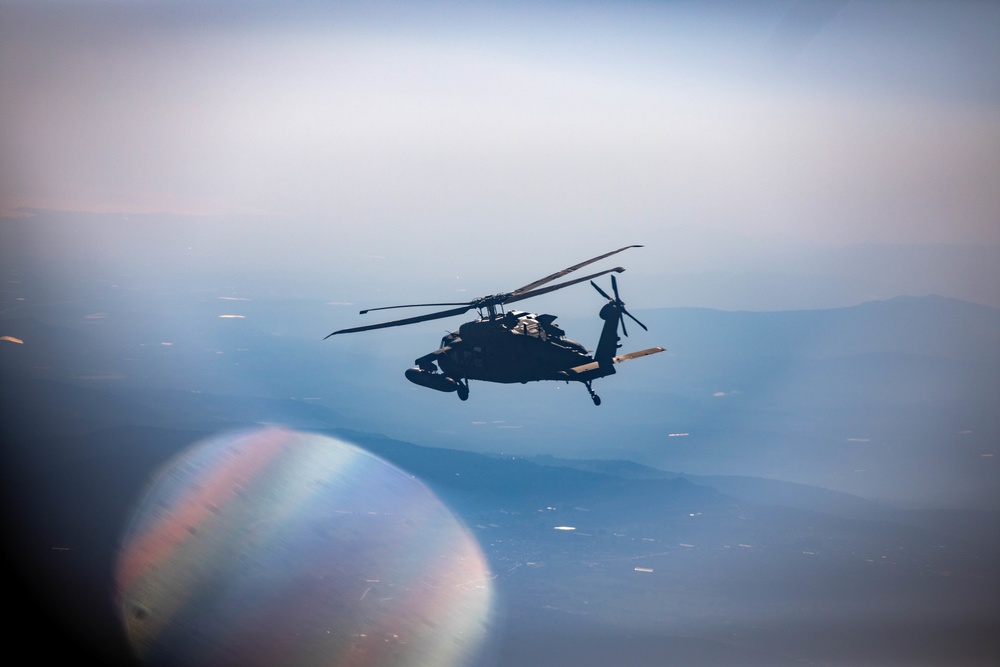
[566,346,665,375]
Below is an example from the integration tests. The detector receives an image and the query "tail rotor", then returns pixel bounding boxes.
[591,275,647,338]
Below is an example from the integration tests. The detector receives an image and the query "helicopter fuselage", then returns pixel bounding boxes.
[423,311,592,384]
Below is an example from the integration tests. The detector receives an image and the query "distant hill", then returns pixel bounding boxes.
[3,360,998,666]
[632,294,1000,376]
[3,291,998,508]
[552,296,1000,509]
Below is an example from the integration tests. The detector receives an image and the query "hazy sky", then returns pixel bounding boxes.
[2,2,999,512]
[2,1,999,309]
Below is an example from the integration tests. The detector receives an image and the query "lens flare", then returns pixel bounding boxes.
[116,429,494,667]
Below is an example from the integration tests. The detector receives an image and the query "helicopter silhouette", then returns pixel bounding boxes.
[325,245,664,405]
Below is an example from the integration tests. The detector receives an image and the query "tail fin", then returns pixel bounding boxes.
[594,302,621,363]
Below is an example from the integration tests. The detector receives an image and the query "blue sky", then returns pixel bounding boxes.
[2,1,999,310]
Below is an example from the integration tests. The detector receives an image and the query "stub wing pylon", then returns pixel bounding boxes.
[561,346,666,378]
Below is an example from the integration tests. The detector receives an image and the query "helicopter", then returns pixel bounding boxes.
[325,245,664,405]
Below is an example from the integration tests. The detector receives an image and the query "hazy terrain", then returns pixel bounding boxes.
[3,379,997,666]
[3,273,997,508]
[3,280,998,665]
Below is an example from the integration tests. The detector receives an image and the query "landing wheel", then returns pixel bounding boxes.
[585,381,601,406]
[457,381,469,401]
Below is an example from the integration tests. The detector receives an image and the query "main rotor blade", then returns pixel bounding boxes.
[359,301,471,315]
[505,266,625,305]
[510,245,643,296]
[328,245,642,337]
[325,304,471,337]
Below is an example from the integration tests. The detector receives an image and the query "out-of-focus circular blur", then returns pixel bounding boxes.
[115,429,494,667]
